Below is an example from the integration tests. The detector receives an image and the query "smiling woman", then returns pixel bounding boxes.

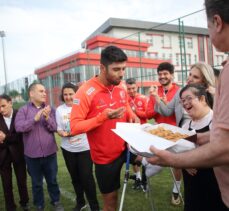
[178,83,228,211]
[179,84,211,121]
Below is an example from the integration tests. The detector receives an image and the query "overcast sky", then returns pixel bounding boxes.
[0,0,206,85]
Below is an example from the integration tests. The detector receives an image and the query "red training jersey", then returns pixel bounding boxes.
[70,76,134,164]
[146,83,180,126]
[128,93,148,124]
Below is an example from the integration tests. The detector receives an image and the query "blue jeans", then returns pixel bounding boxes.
[25,153,60,208]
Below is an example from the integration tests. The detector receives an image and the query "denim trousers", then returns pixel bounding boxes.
[25,153,60,208]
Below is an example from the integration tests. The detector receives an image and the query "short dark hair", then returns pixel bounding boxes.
[60,82,78,102]
[100,46,127,67]
[157,62,174,74]
[28,82,44,95]
[0,94,12,102]
[125,78,136,85]
[179,83,213,108]
[205,0,229,23]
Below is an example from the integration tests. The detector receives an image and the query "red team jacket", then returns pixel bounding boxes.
[128,93,148,124]
[146,83,180,126]
[70,77,135,164]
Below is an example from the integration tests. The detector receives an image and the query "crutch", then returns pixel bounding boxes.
[169,167,184,205]
[119,149,130,211]
[145,177,157,211]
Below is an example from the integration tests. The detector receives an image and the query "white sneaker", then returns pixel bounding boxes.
[171,192,181,205]
[142,158,162,177]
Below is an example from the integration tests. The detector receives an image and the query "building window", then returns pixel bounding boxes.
[51,73,61,88]
[216,55,224,65]
[148,52,158,59]
[186,38,193,49]
[198,36,205,61]
[177,71,183,82]
[206,38,214,65]
[187,54,191,65]
[194,55,197,63]
[85,65,96,80]
[124,68,132,79]
[40,78,49,88]
[176,54,180,65]
[162,35,172,48]
[147,38,153,45]
[169,53,173,60]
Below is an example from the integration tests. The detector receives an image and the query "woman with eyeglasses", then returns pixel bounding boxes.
[56,83,99,211]
[179,84,227,211]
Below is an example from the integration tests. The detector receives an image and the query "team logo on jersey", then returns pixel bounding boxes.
[119,90,126,99]
[73,99,80,105]
[96,99,107,109]
[137,101,143,106]
[86,87,95,95]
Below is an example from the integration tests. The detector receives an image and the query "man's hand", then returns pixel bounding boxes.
[57,130,70,137]
[43,105,51,121]
[34,109,44,122]
[197,132,210,145]
[129,115,140,123]
[149,85,158,96]
[185,168,197,176]
[206,85,215,96]
[107,107,126,119]
[146,146,176,167]
[0,130,6,143]
[149,85,161,103]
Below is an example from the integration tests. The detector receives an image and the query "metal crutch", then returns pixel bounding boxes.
[145,177,157,211]
[119,150,130,211]
[169,167,184,205]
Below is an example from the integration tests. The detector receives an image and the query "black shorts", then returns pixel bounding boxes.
[95,149,137,194]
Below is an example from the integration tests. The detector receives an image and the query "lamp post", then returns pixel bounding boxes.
[0,30,8,93]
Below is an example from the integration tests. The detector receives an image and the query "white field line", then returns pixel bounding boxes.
[59,187,75,202]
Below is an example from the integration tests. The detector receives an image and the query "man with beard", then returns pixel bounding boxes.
[146,62,181,205]
[70,46,139,211]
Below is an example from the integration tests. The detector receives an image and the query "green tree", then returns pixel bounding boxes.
[8,89,20,98]
[21,88,28,101]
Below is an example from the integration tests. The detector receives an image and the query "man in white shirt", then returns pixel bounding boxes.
[0,94,29,211]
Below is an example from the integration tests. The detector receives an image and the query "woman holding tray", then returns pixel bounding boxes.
[179,83,227,211]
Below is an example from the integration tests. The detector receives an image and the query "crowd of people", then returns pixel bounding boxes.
[0,0,229,211]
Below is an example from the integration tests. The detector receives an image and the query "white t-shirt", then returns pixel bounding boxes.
[56,103,90,152]
[3,110,13,129]
[182,109,213,131]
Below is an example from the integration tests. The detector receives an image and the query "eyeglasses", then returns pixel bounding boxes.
[179,96,198,105]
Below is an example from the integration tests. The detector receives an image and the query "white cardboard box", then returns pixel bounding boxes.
[112,123,196,157]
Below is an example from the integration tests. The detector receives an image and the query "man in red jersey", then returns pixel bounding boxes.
[70,46,139,211]
[147,62,180,125]
[126,77,148,191]
[147,62,182,205]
